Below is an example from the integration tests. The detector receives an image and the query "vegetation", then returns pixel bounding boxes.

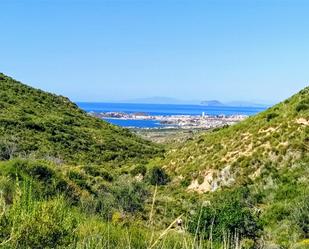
[161,86,309,248]
[147,166,170,186]
[0,73,308,248]
[0,73,162,165]
[188,187,261,242]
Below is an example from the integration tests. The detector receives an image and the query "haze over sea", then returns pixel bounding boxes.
[77,102,267,128]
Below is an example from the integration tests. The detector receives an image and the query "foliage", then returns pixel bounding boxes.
[0,73,162,165]
[266,112,279,121]
[147,166,170,186]
[161,86,309,247]
[131,164,147,177]
[0,181,77,248]
[112,176,149,213]
[188,187,261,243]
[0,73,308,248]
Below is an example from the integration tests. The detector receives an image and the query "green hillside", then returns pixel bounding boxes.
[0,73,162,164]
[163,86,309,190]
[0,73,308,248]
[0,74,170,248]
[159,86,309,248]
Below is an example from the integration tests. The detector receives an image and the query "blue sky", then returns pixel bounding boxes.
[1,0,309,104]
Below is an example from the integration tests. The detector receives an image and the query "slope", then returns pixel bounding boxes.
[155,87,309,247]
[0,73,162,165]
[163,86,309,192]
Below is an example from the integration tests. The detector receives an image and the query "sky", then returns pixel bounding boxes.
[0,0,309,104]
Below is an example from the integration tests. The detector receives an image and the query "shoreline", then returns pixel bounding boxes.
[89,111,248,130]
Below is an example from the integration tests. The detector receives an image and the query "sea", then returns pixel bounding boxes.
[77,102,267,128]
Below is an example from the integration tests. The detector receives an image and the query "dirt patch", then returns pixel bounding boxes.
[188,171,214,193]
[187,166,234,193]
[259,127,278,134]
[296,118,309,126]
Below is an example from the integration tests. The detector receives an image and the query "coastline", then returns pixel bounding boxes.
[89,111,248,130]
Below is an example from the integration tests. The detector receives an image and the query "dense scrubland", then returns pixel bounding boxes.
[0,73,308,248]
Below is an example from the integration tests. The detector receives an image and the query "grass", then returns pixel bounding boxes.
[0,73,308,248]
[0,178,246,249]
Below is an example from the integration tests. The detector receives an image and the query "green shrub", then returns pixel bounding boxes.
[131,164,147,177]
[241,238,255,249]
[295,99,309,112]
[83,166,114,182]
[147,166,170,186]
[180,177,191,187]
[266,112,279,122]
[113,177,149,213]
[188,188,261,242]
[293,195,309,237]
[12,198,77,248]
[26,163,55,182]
[0,138,18,160]
[0,181,77,248]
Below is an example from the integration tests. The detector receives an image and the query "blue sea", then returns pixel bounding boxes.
[103,118,163,128]
[77,102,267,128]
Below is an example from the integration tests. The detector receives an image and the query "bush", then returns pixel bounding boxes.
[113,177,149,213]
[83,166,114,182]
[188,188,261,242]
[131,165,147,177]
[293,195,309,237]
[295,98,309,112]
[27,163,55,181]
[266,112,279,122]
[0,181,77,248]
[147,166,170,186]
[12,198,77,248]
[0,138,18,160]
[0,176,15,204]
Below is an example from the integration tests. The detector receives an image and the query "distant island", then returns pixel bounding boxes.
[200,100,224,106]
[201,100,269,108]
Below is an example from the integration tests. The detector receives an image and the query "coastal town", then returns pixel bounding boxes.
[89,111,248,129]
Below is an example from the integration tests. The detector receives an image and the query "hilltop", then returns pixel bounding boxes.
[0,73,162,165]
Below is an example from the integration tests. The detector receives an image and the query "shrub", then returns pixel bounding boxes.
[180,177,191,187]
[0,138,18,160]
[188,187,261,242]
[295,100,309,112]
[266,112,279,122]
[113,177,149,213]
[12,198,77,248]
[0,176,15,205]
[241,238,255,249]
[27,163,55,181]
[293,195,309,236]
[147,166,170,186]
[0,181,77,248]
[131,165,147,177]
[83,166,114,182]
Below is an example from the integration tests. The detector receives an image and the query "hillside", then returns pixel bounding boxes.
[0,73,162,165]
[164,86,309,192]
[158,86,309,248]
[0,74,169,248]
[0,73,308,248]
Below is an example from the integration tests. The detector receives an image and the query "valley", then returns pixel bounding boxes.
[0,74,308,249]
